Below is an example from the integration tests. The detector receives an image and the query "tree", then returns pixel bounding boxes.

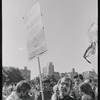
[3,67,24,85]
[2,69,8,86]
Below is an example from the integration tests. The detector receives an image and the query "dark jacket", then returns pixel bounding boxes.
[58,95,76,100]
[35,90,52,100]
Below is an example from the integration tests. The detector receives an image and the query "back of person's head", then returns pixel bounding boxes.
[80,83,93,97]
[74,74,84,81]
[15,80,31,93]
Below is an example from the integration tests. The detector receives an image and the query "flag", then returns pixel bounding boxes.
[87,22,98,43]
[87,22,98,74]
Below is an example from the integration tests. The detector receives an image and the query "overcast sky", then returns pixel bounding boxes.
[2,0,97,79]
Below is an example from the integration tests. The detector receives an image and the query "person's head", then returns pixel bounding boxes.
[42,78,50,91]
[58,76,72,97]
[73,74,84,86]
[79,83,93,97]
[84,78,93,87]
[15,80,31,98]
[84,78,92,83]
[93,78,98,87]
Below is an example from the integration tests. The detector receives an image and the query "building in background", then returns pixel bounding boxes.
[60,73,66,77]
[53,72,60,81]
[42,64,79,82]
[20,66,31,81]
[43,66,47,76]
[82,70,97,79]
[47,62,54,76]
[43,62,54,76]
[66,68,78,81]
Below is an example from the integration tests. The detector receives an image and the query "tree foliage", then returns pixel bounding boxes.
[30,76,40,85]
[2,69,8,86]
[2,67,24,85]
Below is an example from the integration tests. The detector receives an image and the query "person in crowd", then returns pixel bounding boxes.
[85,78,97,93]
[92,78,98,100]
[95,87,98,100]
[51,84,59,100]
[56,76,76,100]
[2,94,7,100]
[84,78,93,86]
[34,78,52,100]
[2,85,13,100]
[6,85,14,96]
[28,89,35,99]
[11,83,16,91]
[79,82,95,100]
[50,83,55,94]
[70,74,84,100]
[73,74,84,89]
[2,82,8,96]
[6,80,31,100]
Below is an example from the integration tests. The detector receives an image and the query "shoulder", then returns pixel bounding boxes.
[6,96,14,100]
[6,92,20,100]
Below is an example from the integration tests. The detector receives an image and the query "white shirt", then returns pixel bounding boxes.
[6,91,21,100]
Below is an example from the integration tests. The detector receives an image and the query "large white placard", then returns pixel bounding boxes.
[24,0,47,60]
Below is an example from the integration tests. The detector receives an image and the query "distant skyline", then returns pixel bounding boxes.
[2,0,97,79]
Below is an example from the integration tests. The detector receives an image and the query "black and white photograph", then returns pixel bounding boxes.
[2,0,98,100]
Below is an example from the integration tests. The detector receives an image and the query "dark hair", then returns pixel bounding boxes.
[42,78,50,83]
[89,78,92,83]
[74,74,83,80]
[80,83,93,97]
[15,80,31,93]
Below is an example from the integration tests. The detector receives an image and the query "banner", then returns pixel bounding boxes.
[24,0,47,60]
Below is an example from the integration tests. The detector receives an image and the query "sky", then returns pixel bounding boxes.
[2,0,97,79]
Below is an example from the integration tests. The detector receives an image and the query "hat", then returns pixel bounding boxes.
[80,83,93,96]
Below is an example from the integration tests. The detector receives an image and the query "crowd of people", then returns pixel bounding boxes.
[2,73,98,100]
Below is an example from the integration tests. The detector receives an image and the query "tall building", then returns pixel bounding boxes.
[53,72,60,81]
[47,62,54,76]
[43,62,54,76]
[43,66,47,76]
[20,66,31,81]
